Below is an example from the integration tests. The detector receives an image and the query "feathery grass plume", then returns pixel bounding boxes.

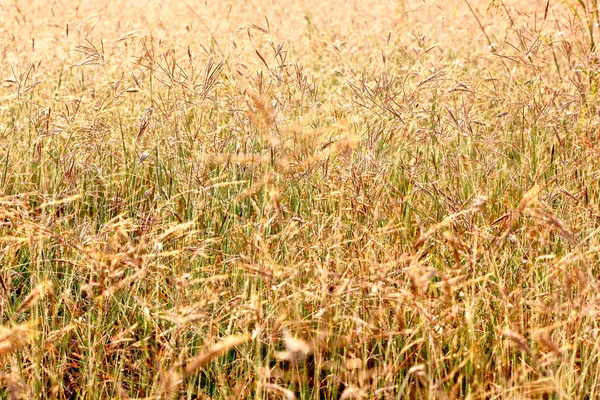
[340,386,367,400]
[0,324,36,357]
[3,366,26,400]
[275,333,312,365]
[533,331,563,358]
[15,281,53,315]
[525,205,577,245]
[263,383,297,400]
[183,335,249,376]
[161,335,249,398]
[502,328,532,356]
[515,185,541,219]
[246,87,275,130]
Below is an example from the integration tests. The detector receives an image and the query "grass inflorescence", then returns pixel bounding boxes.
[1,0,600,398]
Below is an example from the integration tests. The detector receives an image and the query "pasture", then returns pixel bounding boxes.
[0,0,599,398]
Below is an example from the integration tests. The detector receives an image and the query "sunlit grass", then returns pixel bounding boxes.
[1,0,600,398]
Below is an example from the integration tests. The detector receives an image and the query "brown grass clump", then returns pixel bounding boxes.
[1,0,600,398]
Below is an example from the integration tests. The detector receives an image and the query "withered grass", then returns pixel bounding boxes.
[1,0,600,398]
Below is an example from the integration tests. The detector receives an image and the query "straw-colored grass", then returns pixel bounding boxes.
[1,0,600,398]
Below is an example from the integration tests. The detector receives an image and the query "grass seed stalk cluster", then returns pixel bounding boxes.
[1,0,600,398]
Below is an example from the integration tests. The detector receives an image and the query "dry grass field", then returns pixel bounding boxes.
[1,0,600,398]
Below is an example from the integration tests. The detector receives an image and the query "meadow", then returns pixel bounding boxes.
[1,0,600,398]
